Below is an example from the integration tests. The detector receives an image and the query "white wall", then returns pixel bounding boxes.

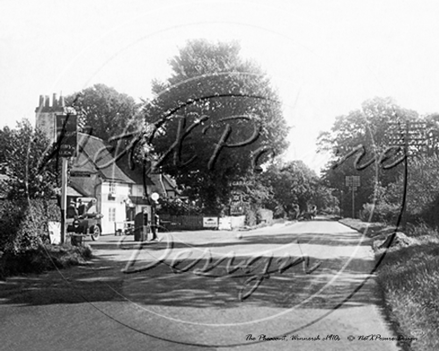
[100,181,132,234]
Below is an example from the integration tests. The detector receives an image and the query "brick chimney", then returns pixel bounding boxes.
[35,93,68,143]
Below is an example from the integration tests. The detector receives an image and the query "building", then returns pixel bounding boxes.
[69,132,155,233]
[35,94,172,234]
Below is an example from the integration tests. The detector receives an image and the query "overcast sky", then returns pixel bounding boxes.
[0,0,438,172]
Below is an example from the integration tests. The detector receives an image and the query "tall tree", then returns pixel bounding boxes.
[261,160,328,216]
[2,120,57,200]
[65,84,140,142]
[317,97,421,216]
[142,40,289,213]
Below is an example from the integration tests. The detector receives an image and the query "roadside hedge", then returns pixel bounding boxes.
[0,199,60,254]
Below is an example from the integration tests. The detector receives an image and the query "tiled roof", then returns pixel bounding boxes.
[69,179,95,197]
[67,185,84,197]
[150,173,179,197]
[73,133,135,183]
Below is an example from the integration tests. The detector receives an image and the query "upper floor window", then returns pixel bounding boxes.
[109,182,116,195]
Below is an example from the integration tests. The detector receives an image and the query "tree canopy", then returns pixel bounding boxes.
[65,84,140,143]
[261,160,337,217]
[1,120,57,200]
[142,40,289,213]
[317,97,438,219]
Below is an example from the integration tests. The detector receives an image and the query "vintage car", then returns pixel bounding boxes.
[66,197,103,241]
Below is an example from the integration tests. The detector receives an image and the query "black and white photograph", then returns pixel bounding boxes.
[0,1,438,350]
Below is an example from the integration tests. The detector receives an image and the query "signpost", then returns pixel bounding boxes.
[56,113,77,157]
[56,112,77,244]
[345,176,360,218]
[229,180,251,216]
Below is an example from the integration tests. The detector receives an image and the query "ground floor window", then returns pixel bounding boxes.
[109,207,116,222]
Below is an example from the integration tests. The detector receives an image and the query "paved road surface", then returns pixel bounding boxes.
[0,219,402,351]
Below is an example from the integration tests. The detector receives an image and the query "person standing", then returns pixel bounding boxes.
[150,214,159,241]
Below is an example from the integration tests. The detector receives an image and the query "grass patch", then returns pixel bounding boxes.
[339,217,393,237]
[0,243,93,279]
[375,235,439,351]
[341,218,439,350]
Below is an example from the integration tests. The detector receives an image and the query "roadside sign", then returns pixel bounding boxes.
[56,113,77,157]
[70,171,91,177]
[203,217,219,228]
[345,176,360,187]
[228,180,253,187]
[230,202,245,215]
[48,221,61,244]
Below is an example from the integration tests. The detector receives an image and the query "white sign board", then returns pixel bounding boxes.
[219,217,232,231]
[203,217,219,228]
[48,221,61,244]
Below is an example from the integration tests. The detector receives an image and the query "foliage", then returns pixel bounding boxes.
[375,236,439,351]
[0,243,92,279]
[65,84,141,143]
[362,154,439,227]
[318,97,438,218]
[1,120,58,200]
[142,40,289,213]
[0,199,60,254]
[359,202,401,223]
[157,198,202,216]
[261,159,337,217]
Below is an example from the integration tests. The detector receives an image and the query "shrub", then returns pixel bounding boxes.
[375,237,439,351]
[157,198,202,216]
[0,199,60,254]
[360,202,401,223]
[0,243,92,278]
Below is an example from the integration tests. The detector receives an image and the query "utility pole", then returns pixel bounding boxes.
[60,158,68,244]
[387,120,428,228]
[345,176,360,218]
[56,111,77,244]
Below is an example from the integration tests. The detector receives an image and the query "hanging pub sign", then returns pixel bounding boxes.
[56,113,77,157]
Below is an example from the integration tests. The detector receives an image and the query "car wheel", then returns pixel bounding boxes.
[91,225,101,241]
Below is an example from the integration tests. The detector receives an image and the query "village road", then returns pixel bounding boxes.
[0,219,402,351]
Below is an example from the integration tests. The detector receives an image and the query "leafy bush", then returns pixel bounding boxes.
[360,202,401,223]
[0,243,92,278]
[244,205,258,226]
[0,199,60,254]
[375,236,439,351]
[157,198,202,216]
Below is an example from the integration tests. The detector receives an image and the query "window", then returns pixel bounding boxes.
[128,184,133,196]
[109,207,116,222]
[109,182,116,195]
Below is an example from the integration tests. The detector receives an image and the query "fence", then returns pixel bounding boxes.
[159,215,205,231]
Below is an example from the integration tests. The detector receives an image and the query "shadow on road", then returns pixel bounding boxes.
[89,231,371,251]
[0,230,379,313]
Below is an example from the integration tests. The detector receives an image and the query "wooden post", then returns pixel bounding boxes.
[60,157,68,244]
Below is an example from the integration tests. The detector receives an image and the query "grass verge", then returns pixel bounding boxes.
[340,218,439,351]
[0,243,93,279]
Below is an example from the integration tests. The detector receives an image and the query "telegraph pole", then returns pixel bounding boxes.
[387,120,429,228]
[345,176,360,218]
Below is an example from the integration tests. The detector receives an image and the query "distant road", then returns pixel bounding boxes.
[0,219,401,351]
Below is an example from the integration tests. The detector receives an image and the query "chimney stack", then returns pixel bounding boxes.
[44,95,50,107]
[52,93,58,107]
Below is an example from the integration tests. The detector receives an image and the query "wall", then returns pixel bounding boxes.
[100,181,132,234]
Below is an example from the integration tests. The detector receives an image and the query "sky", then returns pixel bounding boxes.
[0,0,438,173]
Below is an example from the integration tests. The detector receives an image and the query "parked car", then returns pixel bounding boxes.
[66,197,103,241]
